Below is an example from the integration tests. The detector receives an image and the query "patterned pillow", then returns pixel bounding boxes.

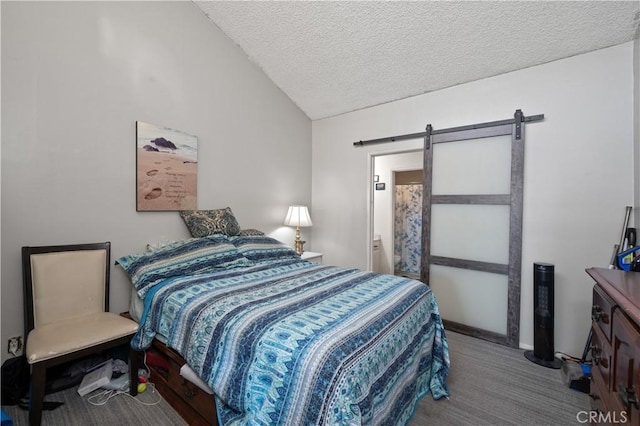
[230,235,300,263]
[238,229,265,236]
[116,235,252,297]
[179,208,241,237]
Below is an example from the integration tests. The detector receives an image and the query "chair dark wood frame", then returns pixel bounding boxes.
[22,242,139,426]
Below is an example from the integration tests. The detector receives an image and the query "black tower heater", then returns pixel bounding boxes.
[524,262,562,369]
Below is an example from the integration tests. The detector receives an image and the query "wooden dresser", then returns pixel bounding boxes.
[586,267,640,424]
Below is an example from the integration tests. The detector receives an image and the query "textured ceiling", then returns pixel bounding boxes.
[195,1,640,120]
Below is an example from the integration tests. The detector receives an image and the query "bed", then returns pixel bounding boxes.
[117,234,450,425]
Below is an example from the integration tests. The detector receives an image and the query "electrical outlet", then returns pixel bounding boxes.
[7,336,23,356]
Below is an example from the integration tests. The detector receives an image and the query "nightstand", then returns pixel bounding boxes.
[301,251,323,264]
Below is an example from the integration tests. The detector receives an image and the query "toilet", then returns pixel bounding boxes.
[372,235,382,273]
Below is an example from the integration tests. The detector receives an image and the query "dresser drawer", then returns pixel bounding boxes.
[593,284,615,343]
[168,366,217,423]
[589,369,610,415]
[612,310,640,425]
[590,326,613,391]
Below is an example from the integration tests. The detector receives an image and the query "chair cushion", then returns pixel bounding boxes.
[26,312,138,364]
[30,249,107,327]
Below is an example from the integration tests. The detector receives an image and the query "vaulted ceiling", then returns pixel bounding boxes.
[195,1,640,120]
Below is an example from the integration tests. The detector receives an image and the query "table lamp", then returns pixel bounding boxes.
[284,205,312,254]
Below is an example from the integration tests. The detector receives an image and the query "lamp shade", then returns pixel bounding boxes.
[284,205,312,227]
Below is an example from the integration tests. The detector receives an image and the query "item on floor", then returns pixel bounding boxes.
[78,360,113,396]
[46,355,108,395]
[1,408,13,426]
[561,360,591,394]
[86,359,132,392]
[138,368,149,379]
[102,374,129,392]
[524,263,562,369]
[1,356,29,406]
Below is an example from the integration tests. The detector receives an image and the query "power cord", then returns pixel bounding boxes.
[554,351,587,363]
[86,383,161,406]
[85,350,161,407]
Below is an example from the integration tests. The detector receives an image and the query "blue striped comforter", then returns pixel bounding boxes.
[132,259,449,425]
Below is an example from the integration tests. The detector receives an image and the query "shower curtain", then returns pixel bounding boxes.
[394,184,422,275]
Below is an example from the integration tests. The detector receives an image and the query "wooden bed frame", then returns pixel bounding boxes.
[122,312,218,426]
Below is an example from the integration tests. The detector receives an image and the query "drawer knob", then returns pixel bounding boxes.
[590,346,608,368]
[618,385,639,409]
[182,380,198,399]
[591,305,609,324]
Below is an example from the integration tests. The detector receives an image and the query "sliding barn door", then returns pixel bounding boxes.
[421,111,533,347]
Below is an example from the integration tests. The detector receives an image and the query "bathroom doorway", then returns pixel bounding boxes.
[371,150,422,276]
[393,170,423,279]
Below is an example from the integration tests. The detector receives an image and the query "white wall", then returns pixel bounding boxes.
[312,42,635,356]
[1,1,311,364]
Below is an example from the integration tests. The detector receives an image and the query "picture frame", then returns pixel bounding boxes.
[375,183,386,191]
[136,121,198,211]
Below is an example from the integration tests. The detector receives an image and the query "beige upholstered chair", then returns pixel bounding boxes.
[22,242,139,426]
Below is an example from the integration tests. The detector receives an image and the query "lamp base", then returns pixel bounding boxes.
[293,226,306,255]
[294,238,306,255]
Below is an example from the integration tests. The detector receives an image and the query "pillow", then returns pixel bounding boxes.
[146,239,182,251]
[179,207,241,237]
[238,229,265,236]
[230,235,300,263]
[116,235,252,297]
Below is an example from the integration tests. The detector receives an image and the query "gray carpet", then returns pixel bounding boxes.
[3,331,588,425]
[2,383,188,426]
[411,331,590,426]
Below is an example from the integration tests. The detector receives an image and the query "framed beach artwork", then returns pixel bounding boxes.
[136,121,198,211]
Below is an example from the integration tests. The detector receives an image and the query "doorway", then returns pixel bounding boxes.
[393,170,423,279]
[370,150,422,276]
